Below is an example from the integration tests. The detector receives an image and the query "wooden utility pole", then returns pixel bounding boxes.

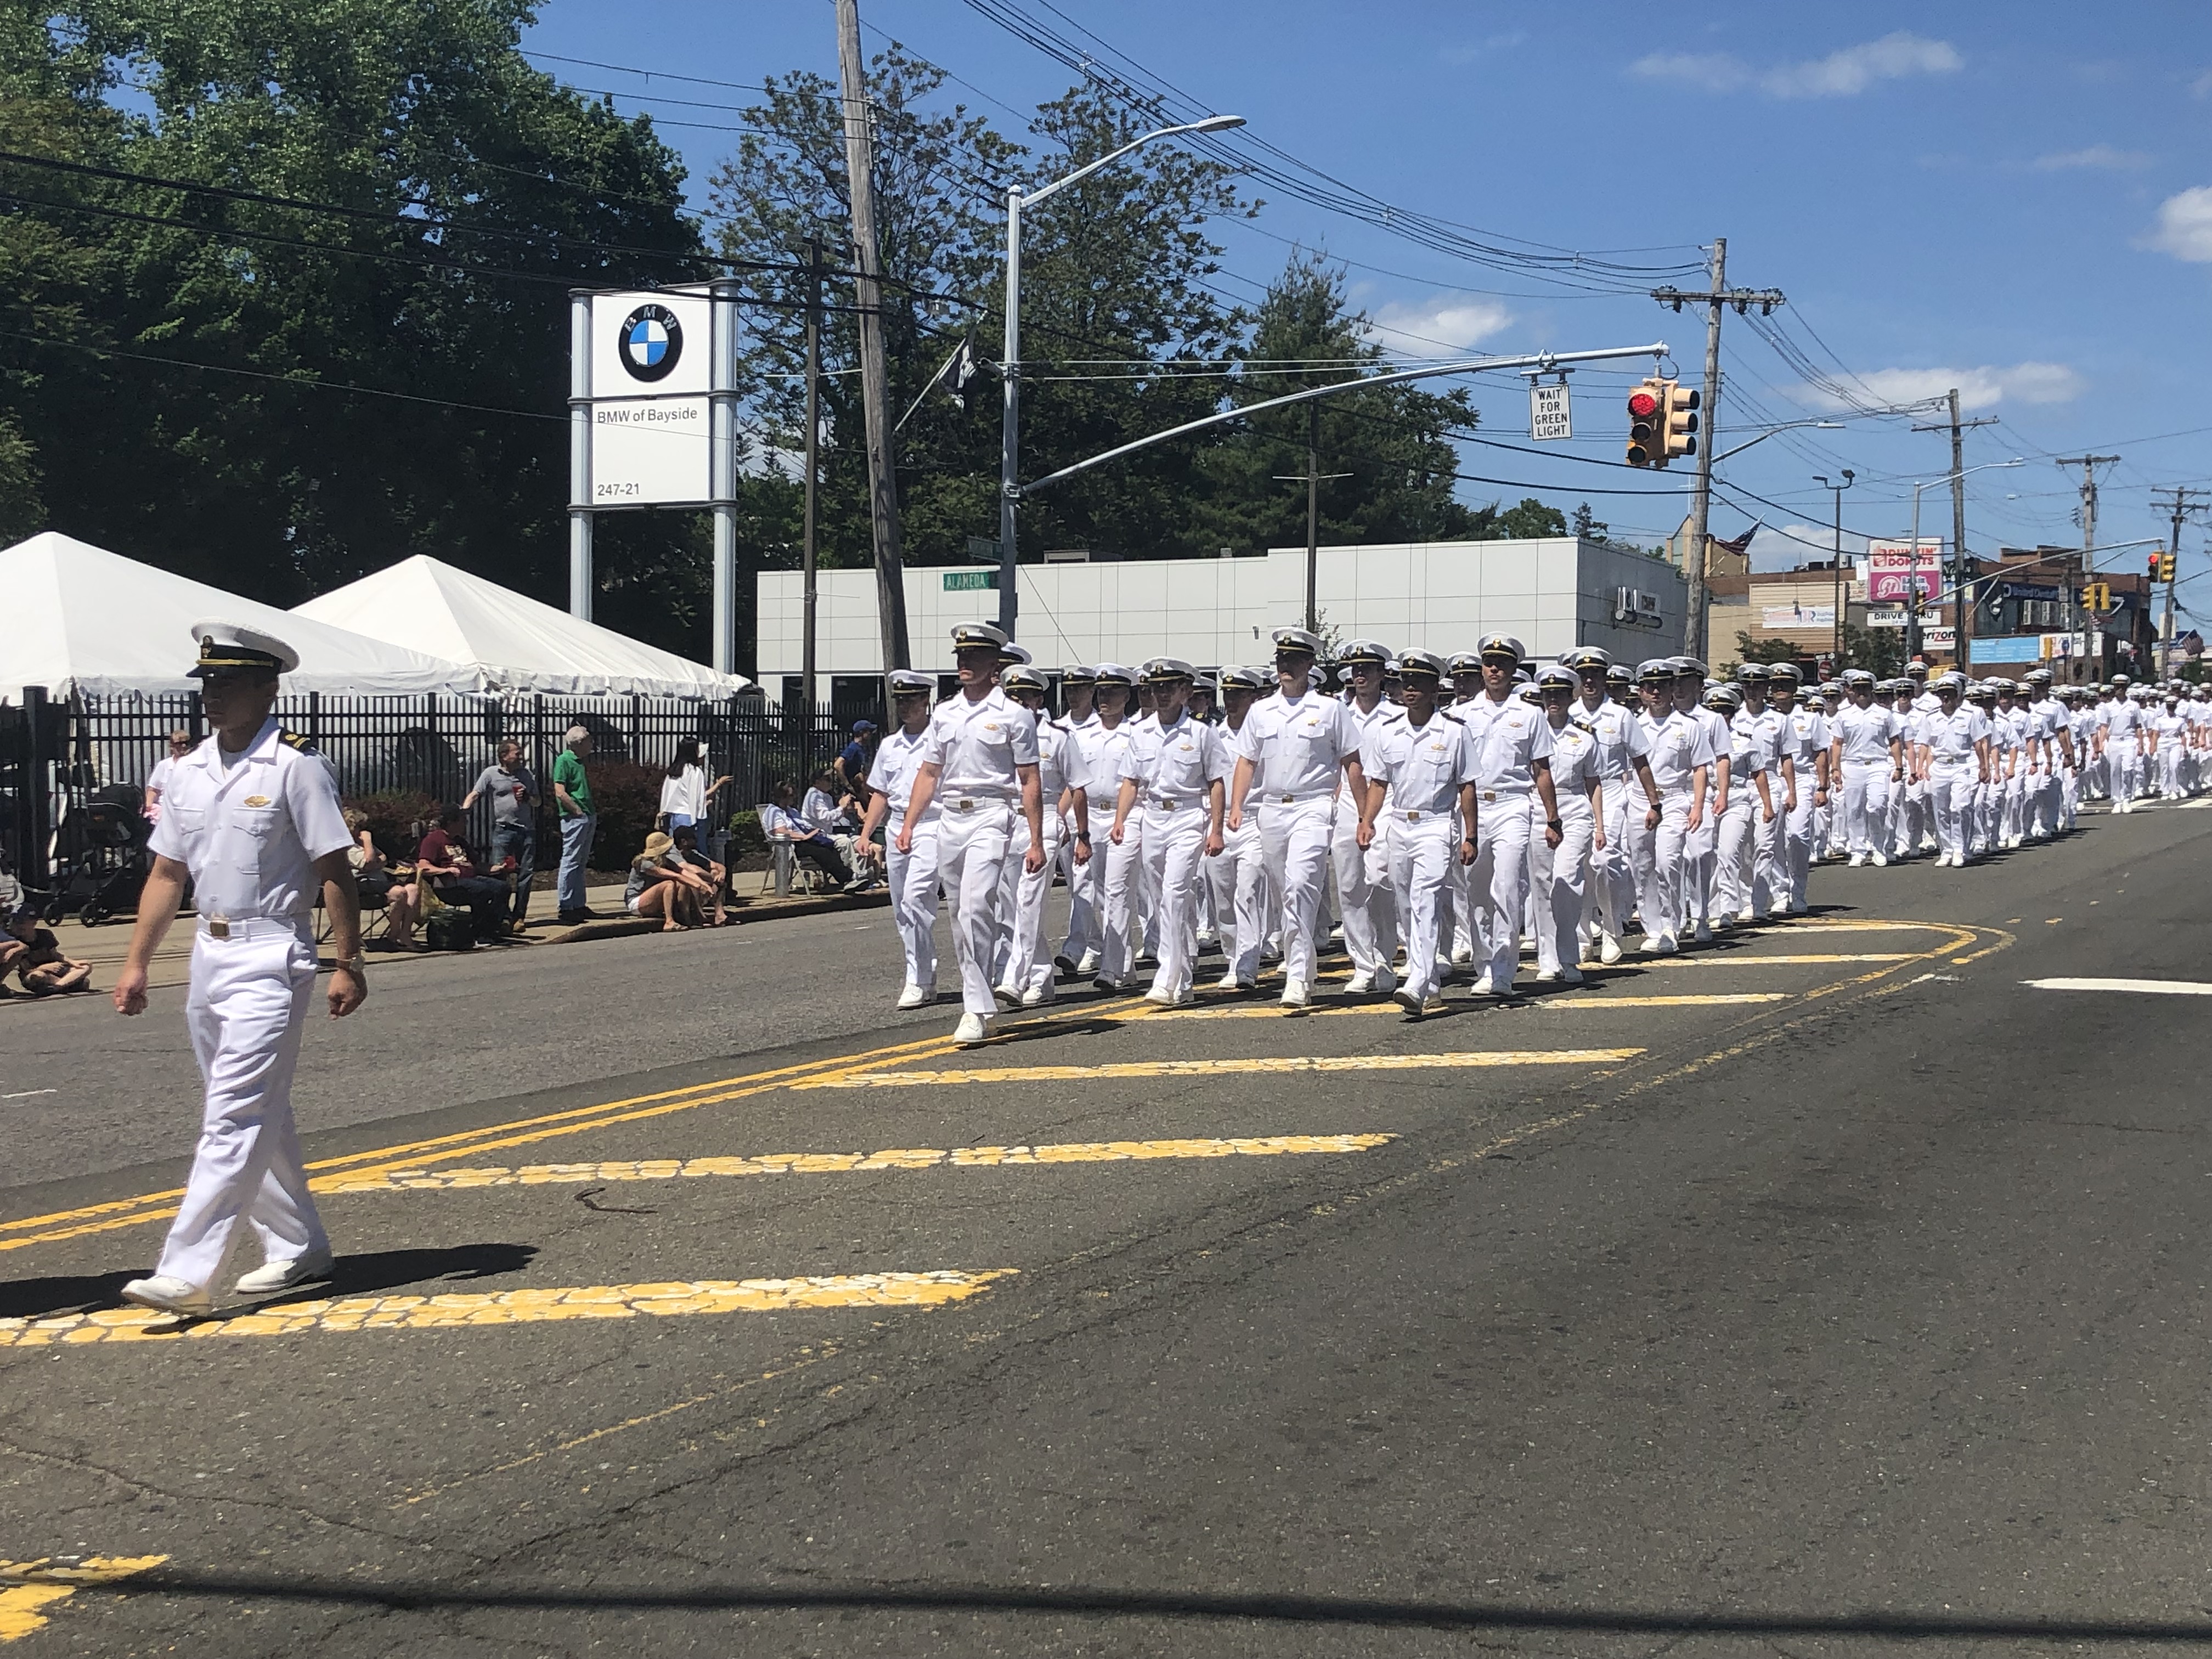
[799,235,824,760]
[834,0,911,686]
[2056,454,2120,675]
[1913,390,1997,671]
[1652,240,1785,661]
[1273,402,1349,635]
[2151,486,2209,676]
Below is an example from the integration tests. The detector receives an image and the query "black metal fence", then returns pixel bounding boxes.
[1,687,853,893]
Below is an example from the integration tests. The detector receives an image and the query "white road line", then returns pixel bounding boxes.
[0,1090,58,1102]
[2023,977,2212,996]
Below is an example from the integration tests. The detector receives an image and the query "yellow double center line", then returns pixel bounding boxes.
[0,1001,1157,1255]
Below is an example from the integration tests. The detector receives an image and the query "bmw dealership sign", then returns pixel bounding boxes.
[582,287,716,506]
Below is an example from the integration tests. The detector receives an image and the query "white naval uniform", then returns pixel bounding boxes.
[1637,708,1712,949]
[1058,709,1104,963]
[1923,705,1989,864]
[1366,710,1478,1005]
[1715,709,1775,921]
[1234,689,1362,990]
[998,713,1090,1000]
[1682,702,1733,928]
[1084,717,1145,986]
[2106,697,2144,805]
[1459,693,1555,991]
[145,718,353,1290]
[867,725,942,997]
[1832,702,1900,857]
[1774,703,1829,911]
[1120,710,1229,1002]
[916,688,1039,1017]
[1573,697,1650,945]
[1205,716,1273,986]
[1331,697,1406,981]
[1530,720,1600,978]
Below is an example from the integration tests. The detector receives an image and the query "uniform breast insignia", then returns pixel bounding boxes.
[242,795,272,808]
[279,730,319,754]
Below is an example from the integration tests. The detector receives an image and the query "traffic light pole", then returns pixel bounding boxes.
[2151,486,2208,676]
[2056,455,2119,674]
[1912,391,1997,672]
[1652,240,1785,661]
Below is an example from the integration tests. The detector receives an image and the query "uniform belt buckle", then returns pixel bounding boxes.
[1481,790,1497,803]
[1404,810,1420,822]
[953,799,975,812]
[1158,798,1177,811]
[208,916,230,940]
[1278,794,1295,804]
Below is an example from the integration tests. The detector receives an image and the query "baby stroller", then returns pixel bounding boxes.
[43,782,151,927]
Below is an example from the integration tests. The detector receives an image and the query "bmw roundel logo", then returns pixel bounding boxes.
[617,303,683,382]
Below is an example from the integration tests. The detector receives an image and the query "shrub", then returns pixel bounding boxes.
[346,788,440,863]
[583,758,665,870]
[725,808,769,869]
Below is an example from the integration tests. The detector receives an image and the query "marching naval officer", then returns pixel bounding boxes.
[1111,658,1228,1006]
[1331,639,1406,997]
[114,623,364,1317]
[1363,649,1477,1018]
[856,669,943,1008]
[898,622,1044,1047]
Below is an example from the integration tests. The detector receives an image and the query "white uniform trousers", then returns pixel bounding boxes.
[2113,746,2141,804]
[1896,777,1930,856]
[1589,786,1638,940]
[1530,809,1594,978]
[1000,818,1066,997]
[1683,793,1718,928]
[1782,788,1818,910]
[1929,766,1976,864]
[934,800,1014,1017]
[2059,764,2080,828]
[1624,795,1660,936]
[2159,746,2185,799]
[1206,818,1271,984]
[1139,803,1210,1001]
[1751,790,1786,913]
[886,816,941,995]
[1644,793,1694,949]
[1713,795,1758,919]
[1387,812,1457,1003]
[1329,794,1395,977]
[1469,790,1534,990]
[2000,768,2025,844]
[1255,793,1336,988]
[1061,823,1104,966]
[1839,761,1891,856]
[156,923,328,1289]
[1097,814,1148,986]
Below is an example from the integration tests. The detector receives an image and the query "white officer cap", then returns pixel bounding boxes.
[1514,682,1543,703]
[1141,657,1197,685]
[1672,656,1707,678]
[1702,683,1742,710]
[1092,661,1137,687]
[1307,665,1327,687]
[951,619,1009,654]
[1735,662,1770,683]
[1842,668,1875,687]
[888,669,935,697]
[1218,664,1268,691]
[187,619,298,678]
[1562,645,1610,672]
[998,640,1034,667]
[1447,651,1485,676]
[1477,633,1525,663]
[1767,662,1804,683]
[1635,658,1675,682]
[1001,664,1047,694]
[1059,664,1098,687]
[1338,638,1392,667]
[1271,626,1324,657]
[1536,664,1578,691]
[1397,648,1449,682]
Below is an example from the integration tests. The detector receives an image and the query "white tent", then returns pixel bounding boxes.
[294,555,750,700]
[1,532,483,701]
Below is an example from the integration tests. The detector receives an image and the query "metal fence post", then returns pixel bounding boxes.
[22,684,52,887]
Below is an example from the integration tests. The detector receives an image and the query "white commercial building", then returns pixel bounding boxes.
[757,538,1686,705]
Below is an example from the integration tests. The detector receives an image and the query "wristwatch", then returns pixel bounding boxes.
[333,956,367,974]
[1547,817,1563,830]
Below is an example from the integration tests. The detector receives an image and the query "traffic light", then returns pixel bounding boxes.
[1626,380,1662,466]
[2158,551,2178,582]
[1662,380,1700,462]
[2081,582,2112,613]
[2149,551,2163,581]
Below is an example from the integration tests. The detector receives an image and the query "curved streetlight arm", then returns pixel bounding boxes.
[1017,115,1246,210]
[1709,419,1844,466]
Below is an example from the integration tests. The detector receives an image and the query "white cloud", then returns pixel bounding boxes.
[2191,67,2212,99]
[1630,32,1960,99]
[2035,144,2151,171]
[1799,363,2085,412]
[2146,185,2212,262]
[1364,297,1513,358]
[1750,522,1866,573]
[1441,31,1526,66]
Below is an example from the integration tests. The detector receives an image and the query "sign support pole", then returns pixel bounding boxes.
[709,276,742,676]
[568,290,594,622]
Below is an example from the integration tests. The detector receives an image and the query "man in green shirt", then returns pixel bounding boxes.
[552,726,596,923]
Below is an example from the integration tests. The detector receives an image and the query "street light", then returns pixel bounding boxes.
[1907,459,2022,664]
[996,114,1246,636]
[1814,470,1854,667]
[1708,419,1844,466]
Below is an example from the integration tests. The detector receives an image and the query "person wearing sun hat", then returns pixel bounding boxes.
[112,622,364,1318]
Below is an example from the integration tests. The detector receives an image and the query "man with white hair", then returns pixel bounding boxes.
[553,724,596,924]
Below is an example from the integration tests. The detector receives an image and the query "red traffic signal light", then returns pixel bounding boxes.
[1626,381,1662,466]
[2149,551,2163,579]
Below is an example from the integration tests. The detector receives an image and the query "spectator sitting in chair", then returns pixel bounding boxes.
[1,904,94,996]
[345,808,421,951]
[803,770,865,873]
[416,808,509,934]
[625,831,709,931]
[759,780,854,887]
[669,825,730,927]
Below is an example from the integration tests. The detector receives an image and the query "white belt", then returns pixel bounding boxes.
[197,914,312,942]
[1398,808,1454,823]
[945,795,1012,814]
[1478,786,1531,803]
[1263,790,1333,805]
[1146,795,1198,811]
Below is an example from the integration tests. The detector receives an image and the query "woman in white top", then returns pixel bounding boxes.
[658,738,731,841]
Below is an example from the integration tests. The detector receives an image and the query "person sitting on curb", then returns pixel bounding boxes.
[1,904,95,996]
[670,825,730,927]
[624,830,712,930]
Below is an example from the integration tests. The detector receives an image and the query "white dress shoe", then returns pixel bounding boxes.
[234,1248,333,1296]
[120,1275,212,1317]
[1076,949,1101,975]
[1847,852,1866,867]
[1599,932,1622,965]
[1469,970,1496,995]
[1143,986,1194,1008]
[1534,967,1560,983]
[896,981,933,1010]
[953,1012,996,1046]
[1392,985,1424,1016]
[1449,944,1474,966]
[1735,908,1756,925]
[992,981,1023,1011]
[1344,968,1376,996]
[1216,969,1255,991]
[1020,983,1055,1008]
[1052,952,1078,977]
[1091,973,1124,993]
[1279,977,1311,1009]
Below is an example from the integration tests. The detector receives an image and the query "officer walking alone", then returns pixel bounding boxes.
[114,623,366,1316]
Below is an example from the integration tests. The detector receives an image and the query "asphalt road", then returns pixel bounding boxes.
[3,799,2208,1657]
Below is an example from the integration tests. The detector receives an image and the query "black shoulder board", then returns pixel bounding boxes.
[279,730,319,755]
[1440,710,1465,726]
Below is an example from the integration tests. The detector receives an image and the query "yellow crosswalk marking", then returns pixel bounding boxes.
[0,1272,1013,1348]
[800,1049,1643,1088]
[1642,953,1912,965]
[1538,994,1789,1007]
[321,1134,1397,1193]
[0,1558,165,1643]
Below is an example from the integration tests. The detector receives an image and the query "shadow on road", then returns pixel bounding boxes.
[0,1268,148,1319]
[0,1243,542,1321]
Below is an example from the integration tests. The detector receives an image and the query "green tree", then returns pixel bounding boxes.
[1,0,709,645]
[1197,251,1481,554]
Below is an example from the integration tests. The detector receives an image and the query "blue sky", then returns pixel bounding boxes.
[524,2,2212,622]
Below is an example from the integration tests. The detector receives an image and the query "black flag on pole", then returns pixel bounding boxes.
[898,332,980,433]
